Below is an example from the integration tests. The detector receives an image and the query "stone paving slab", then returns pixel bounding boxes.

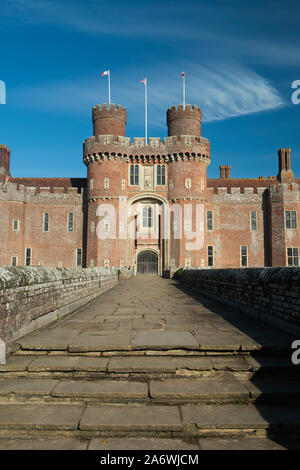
[131,331,199,350]
[0,356,34,372]
[88,437,199,450]
[28,356,109,372]
[0,403,84,430]
[246,355,296,371]
[0,378,59,395]
[52,379,148,399]
[80,404,182,431]
[243,378,300,398]
[181,404,279,429]
[198,437,294,450]
[68,335,133,352]
[107,356,213,373]
[0,437,89,450]
[150,378,249,400]
[212,356,251,371]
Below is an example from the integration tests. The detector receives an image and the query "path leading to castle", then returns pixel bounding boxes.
[0,276,300,450]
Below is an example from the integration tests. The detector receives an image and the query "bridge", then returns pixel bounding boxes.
[0,270,300,450]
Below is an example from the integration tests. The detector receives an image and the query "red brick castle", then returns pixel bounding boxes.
[0,102,299,273]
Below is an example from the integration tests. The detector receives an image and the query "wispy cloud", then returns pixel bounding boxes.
[11,63,285,134]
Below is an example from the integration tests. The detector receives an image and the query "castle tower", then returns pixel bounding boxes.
[84,104,129,268]
[167,104,202,137]
[92,103,127,138]
[166,105,210,269]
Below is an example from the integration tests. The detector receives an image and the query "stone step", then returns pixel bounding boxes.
[0,435,299,450]
[1,354,295,380]
[0,402,300,438]
[1,375,300,405]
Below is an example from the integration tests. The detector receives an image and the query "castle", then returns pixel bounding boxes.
[0,102,299,273]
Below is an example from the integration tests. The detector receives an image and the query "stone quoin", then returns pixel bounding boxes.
[0,103,299,273]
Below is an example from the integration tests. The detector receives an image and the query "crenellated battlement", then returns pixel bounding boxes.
[92,103,127,138]
[0,181,84,203]
[167,104,202,137]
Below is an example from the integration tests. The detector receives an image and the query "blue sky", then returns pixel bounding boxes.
[1,0,299,179]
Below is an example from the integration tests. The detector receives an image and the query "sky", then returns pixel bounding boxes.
[0,0,299,179]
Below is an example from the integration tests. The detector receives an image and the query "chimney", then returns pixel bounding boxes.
[277,148,294,183]
[219,165,231,179]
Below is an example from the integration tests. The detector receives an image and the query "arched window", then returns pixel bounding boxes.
[143,206,153,228]
[130,164,139,185]
[157,165,166,185]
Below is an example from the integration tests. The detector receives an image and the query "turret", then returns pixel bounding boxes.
[92,103,127,138]
[0,145,11,180]
[167,104,202,137]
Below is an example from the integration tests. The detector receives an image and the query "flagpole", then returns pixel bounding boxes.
[145,78,147,145]
[108,70,111,106]
[183,73,186,109]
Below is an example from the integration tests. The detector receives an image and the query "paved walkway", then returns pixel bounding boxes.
[16,276,294,353]
[0,276,299,450]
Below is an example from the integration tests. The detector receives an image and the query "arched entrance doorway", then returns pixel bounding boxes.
[137,250,158,275]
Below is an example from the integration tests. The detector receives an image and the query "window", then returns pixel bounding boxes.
[121,179,126,190]
[251,211,257,230]
[287,248,299,267]
[285,210,297,229]
[208,246,214,266]
[185,178,192,189]
[201,179,205,190]
[68,213,74,232]
[11,256,18,266]
[90,179,94,190]
[130,164,139,185]
[13,220,19,231]
[241,245,248,267]
[104,178,110,189]
[25,248,31,266]
[76,248,82,267]
[143,206,153,228]
[91,221,95,233]
[43,213,49,232]
[38,261,43,267]
[120,259,125,268]
[171,258,175,269]
[169,179,174,190]
[157,165,166,185]
[185,258,191,268]
[104,259,110,268]
[207,211,213,231]
[58,261,63,268]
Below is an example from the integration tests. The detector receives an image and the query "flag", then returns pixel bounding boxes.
[181,72,185,77]
[101,70,109,77]
[140,78,147,85]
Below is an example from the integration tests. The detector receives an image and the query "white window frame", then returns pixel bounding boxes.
[207,210,213,231]
[67,212,74,232]
[287,247,299,267]
[25,248,32,266]
[240,245,248,267]
[12,219,19,232]
[104,177,110,189]
[285,210,297,229]
[43,212,50,232]
[250,210,257,231]
[185,178,192,189]
[11,255,18,266]
[76,248,82,267]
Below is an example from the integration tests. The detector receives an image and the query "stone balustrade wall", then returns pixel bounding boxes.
[174,267,300,335]
[0,266,133,356]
